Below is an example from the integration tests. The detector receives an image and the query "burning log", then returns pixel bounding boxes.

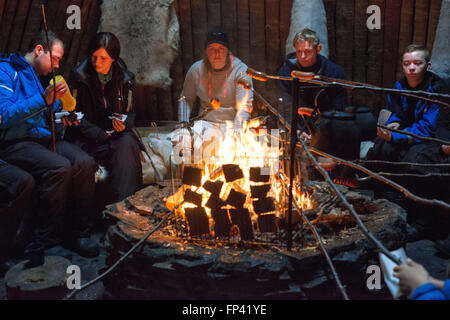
[250,184,271,199]
[183,189,203,207]
[184,207,210,236]
[222,164,244,182]
[182,166,202,187]
[226,189,247,208]
[253,197,275,214]
[205,196,226,210]
[229,208,254,240]
[258,214,278,233]
[250,167,270,182]
[211,209,232,237]
[202,180,224,196]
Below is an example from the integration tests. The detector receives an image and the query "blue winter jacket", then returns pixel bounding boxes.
[0,53,61,144]
[277,53,348,111]
[409,279,450,300]
[385,72,446,143]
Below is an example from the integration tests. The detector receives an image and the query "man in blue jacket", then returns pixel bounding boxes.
[367,44,447,162]
[0,30,99,259]
[277,28,348,132]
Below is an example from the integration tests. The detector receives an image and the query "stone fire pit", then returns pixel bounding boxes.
[102,181,406,300]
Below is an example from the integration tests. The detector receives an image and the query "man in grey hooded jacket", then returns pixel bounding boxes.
[178,26,253,128]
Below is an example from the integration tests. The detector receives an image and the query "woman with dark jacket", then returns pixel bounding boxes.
[66,32,142,203]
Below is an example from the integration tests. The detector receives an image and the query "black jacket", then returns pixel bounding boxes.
[66,58,136,144]
[277,53,348,114]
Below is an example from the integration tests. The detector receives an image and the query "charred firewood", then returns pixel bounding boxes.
[222,164,244,182]
[229,208,254,240]
[226,189,247,208]
[258,214,277,233]
[250,167,270,182]
[211,209,231,237]
[253,198,275,214]
[203,180,223,196]
[184,189,203,207]
[250,184,271,199]
[184,207,210,236]
[205,196,226,210]
[182,166,202,187]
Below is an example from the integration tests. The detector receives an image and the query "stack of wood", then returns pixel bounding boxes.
[250,166,277,233]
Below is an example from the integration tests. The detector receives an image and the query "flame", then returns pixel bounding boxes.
[166,92,311,234]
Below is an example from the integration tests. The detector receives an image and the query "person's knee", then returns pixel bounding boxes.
[116,133,139,149]
[9,171,35,201]
[74,153,97,176]
[51,157,73,181]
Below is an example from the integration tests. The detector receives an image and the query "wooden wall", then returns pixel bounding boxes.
[0,0,443,125]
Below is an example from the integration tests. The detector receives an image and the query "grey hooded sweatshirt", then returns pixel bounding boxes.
[179,55,253,127]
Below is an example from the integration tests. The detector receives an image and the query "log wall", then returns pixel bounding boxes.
[0,0,443,125]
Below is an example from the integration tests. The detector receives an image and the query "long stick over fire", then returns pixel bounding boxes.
[246,68,450,109]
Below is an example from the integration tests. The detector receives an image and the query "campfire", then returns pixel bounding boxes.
[166,115,311,243]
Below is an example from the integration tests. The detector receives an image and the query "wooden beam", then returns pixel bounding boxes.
[0,0,19,52]
[396,0,414,80]
[279,0,292,62]
[76,0,101,63]
[353,0,368,107]
[382,0,402,88]
[206,0,221,30]
[63,0,93,79]
[413,0,429,45]
[336,0,354,83]
[177,0,194,73]
[236,0,250,64]
[191,0,208,61]
[7,0,32,53]
[20,0,44,54]
[265,0,280,75]
[366,0,385,110]
[426,0,443,54]
[221,0,237,55]
[249,0,265,72]
[324,0,336,62]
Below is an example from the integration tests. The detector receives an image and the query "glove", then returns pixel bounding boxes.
[112,118,126,132]
[61,113,80,126]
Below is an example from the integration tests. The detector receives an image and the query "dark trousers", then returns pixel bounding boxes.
[0,140,96,247]
[0,161,35,260]
[366,138,411,163]
[78,132,142,203]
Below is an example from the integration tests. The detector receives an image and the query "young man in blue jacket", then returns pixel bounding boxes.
[277,28,348,132]
[0,31,99,260]
[367,44,447,162]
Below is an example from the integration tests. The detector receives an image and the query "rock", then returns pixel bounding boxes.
[5,256,71,300]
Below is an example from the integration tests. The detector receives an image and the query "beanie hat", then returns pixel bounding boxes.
[206,26,229,48]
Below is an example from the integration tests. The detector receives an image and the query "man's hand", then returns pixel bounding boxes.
[112,118,126,132]
[377,127,392,142]
[442,145,450,156]
[393,258,430,296]
[44,82,67,105]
